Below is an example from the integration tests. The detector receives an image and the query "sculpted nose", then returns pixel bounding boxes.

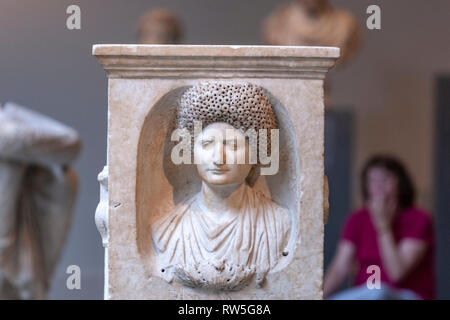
[212,142,225,165]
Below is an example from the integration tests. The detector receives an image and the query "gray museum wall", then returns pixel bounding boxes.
[0,0,448,299]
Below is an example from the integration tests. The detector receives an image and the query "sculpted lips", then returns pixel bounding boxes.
[208,168,230,174]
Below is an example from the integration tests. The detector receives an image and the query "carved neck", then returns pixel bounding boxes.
[199,182,247,216]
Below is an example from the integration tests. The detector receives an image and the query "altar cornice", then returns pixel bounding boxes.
[93,45,339,80]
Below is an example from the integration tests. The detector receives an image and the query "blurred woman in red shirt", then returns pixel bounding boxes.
[324,155,435,299]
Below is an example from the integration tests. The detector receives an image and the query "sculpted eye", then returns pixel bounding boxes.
[201,139,213,147]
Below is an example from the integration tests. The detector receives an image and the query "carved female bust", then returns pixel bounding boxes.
[151,82,291,291]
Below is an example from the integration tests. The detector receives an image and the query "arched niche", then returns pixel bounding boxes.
[135,83,302,275]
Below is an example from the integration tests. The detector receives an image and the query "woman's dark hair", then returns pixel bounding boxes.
[361,155,416,209]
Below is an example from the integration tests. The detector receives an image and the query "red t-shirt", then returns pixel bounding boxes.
[341,207,436,299]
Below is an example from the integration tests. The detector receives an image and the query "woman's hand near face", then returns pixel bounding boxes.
[366,166,399,234]
[368,194,397,234]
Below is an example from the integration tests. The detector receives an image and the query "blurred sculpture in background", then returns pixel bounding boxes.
[261,0,361,65]
[0,102,81,299]
[136,8,183,44]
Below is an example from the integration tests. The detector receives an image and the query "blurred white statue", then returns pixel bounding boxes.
[0,102,81,299]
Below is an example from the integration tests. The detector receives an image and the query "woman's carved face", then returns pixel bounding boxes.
[194,122,252,186]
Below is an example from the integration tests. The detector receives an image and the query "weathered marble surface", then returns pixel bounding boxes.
[0,102,81,299]
[93,45,338,299]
